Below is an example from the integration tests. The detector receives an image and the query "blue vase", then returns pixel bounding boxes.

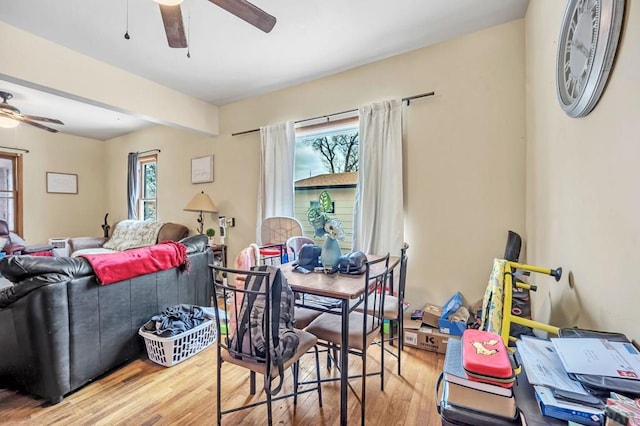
[321,237,342,272]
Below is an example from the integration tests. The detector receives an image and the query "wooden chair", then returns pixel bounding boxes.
[305,253,390,426]
[211,264,323,426]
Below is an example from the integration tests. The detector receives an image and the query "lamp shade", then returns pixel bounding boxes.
[184,191,218,213]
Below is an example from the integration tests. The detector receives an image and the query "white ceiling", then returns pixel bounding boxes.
[0,0,529,140]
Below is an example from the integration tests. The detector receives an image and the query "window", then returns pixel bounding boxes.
[0,153,22,234]
[294,117,359,249]
[138,155,157,220]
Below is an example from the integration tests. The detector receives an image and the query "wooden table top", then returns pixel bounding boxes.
[280,254,400,300]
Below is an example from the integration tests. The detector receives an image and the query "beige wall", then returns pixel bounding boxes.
[215,19,527,309]
[5,19,528,317]
[525,1,640,342]
[0,125,106,243]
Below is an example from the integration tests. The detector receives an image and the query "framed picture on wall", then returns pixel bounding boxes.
[191,155,214,184]
[46,172,78,194]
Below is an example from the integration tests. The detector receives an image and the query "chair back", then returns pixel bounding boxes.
[397,243,409,302]
[0,220,10,238]
[504,230,522,262]
[213,265,274,365]
[285,236,314,261]
[260,216,303,246]
[361,253,390,340]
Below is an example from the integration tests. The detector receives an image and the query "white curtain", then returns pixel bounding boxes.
[256,121,296,243]
[353,99,404,255]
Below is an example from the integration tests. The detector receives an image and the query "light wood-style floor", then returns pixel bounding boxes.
[0,343,445,425]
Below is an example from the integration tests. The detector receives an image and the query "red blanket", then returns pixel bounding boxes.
[80,241,189,285]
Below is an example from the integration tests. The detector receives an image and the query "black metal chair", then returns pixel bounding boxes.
[211,264,323,426]
[355,243,409,375]
[305,253,390,426]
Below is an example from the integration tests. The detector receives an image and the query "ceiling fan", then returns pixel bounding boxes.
[0,91,64,133]
[156,0,277,48]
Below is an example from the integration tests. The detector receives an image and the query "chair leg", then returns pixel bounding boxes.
[293,362,299,405]
[361,350,366,426]
[380,330,385,391]
[250,371,256,395]
[314,345,323,407]
[217,350,222,426]
[266,387,273,426]
[397,320,403,376]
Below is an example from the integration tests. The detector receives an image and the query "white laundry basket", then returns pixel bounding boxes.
[139,319,217,367]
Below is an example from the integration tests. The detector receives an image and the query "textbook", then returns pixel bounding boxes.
[534,385,604,425]
[444,380,518,419]
[443,337,512,398]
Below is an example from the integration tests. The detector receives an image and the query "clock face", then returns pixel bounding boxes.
[556,0,625,118]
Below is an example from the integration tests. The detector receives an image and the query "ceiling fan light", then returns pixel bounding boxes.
[153,0,183,5]
[0,116,18,129]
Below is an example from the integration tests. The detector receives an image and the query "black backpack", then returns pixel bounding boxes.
[230,265,299,395]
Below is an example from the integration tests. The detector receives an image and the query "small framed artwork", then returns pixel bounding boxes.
[46,172,78,194]
[191,155,214,184]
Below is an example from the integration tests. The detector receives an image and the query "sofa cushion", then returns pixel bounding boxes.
[158,223,189,242]
[103,220,166,251]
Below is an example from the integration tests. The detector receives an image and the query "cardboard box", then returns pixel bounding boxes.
[422,303,442,328]
[438,292,468,336]
[403,325,457,354]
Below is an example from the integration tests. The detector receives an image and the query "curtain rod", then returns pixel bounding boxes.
[0,145,29,153]
[136,149,161,155]
[231,91,435,137]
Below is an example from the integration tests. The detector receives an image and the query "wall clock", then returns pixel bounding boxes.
[556,0,625,118]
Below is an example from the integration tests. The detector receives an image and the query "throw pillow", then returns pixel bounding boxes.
[0,236,8,250]
[103,220,166,251]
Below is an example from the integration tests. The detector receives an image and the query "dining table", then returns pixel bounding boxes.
[279,254,400,426]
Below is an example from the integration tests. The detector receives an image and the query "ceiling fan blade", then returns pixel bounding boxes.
[209,0,276,33]
[159,4,188,48]
[2,113,60,133]
[20,114,64,125]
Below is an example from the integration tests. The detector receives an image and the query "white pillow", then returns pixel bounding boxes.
[9,232,25,245]
[0,236,8,250]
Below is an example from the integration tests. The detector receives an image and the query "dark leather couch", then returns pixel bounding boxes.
[0,234,213,404]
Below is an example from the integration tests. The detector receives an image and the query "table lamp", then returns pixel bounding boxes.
[183,191,218,234]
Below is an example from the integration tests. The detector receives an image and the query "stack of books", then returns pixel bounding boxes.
[441,338,521,424]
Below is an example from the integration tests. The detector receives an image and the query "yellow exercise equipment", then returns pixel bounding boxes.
[480,258,563,349]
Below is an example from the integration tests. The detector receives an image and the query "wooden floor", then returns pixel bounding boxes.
[0,343,445,425]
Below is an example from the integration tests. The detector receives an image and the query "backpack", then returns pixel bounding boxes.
[230,264,299,395]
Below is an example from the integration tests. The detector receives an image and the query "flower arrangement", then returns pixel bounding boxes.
[307,190,344,240]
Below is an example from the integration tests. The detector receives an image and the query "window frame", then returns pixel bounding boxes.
[137,154,157,221]
[0,152,23,235]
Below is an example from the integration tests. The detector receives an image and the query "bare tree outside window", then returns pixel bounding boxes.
[300,130,359,174]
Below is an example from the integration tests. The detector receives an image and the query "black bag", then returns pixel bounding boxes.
[293,244,322,272]
[337,251,368,275]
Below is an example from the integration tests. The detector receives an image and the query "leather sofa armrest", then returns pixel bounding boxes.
[68,237,108,254]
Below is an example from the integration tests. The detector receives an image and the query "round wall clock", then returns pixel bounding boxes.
[556,0,625,118]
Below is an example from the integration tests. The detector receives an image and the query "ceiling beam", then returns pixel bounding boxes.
[0,22,218,137]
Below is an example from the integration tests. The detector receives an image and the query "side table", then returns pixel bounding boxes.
[210,244,227,285]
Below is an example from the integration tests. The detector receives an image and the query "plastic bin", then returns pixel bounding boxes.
[139,319,217,367]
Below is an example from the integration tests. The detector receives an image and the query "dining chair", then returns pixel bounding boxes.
[285,236,314,261]
[284,235,323,329]
[211,264,323,426]
[259,216,304,265]
[305,253,390,426]
[354,243,408,375]
[368,243,409,375]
